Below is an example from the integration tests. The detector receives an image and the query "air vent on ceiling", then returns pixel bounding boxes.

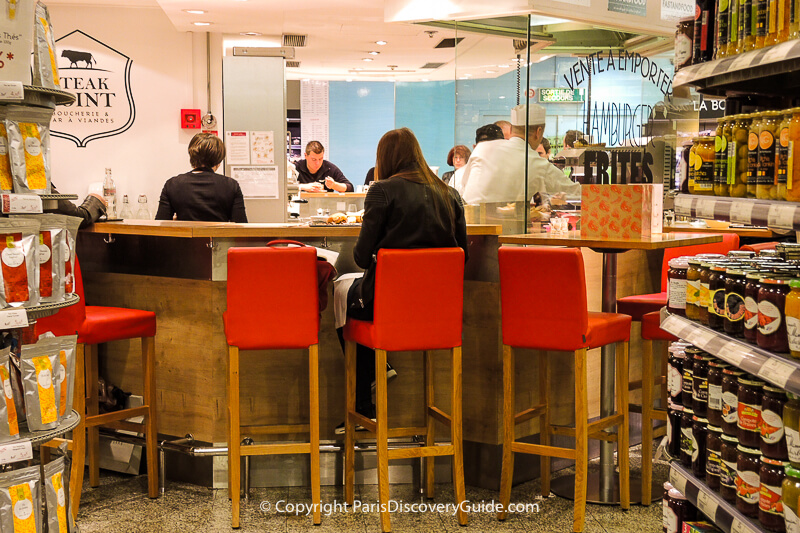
[282,34,307,47]
[421,62,446,69]
[434,37,464,49]
[286,61,301,68]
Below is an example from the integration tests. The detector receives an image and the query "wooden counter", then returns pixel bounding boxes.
[662,225,775,238]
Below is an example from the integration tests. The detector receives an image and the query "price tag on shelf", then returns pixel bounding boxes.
[757,358,795,388]
[697,490,718,520]
[0,194,43,214]
[674,196,693,216]
[719,342,748,366]
[0,440,32,465]
[687,328,715,349]
[669,468,687,494]
[695,199,716,219]
[768,203,797,229]
[660,315,683,335]
[729,201,754,224]
[0,82,23,101]
[0,309,27,330]
[731,517,760,533]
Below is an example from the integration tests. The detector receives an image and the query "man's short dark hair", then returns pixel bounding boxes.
[540,137,551,155]
[564,130,585,148]
[305,141,324,155]
[475,124,504,144]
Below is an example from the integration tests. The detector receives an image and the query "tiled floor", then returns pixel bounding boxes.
[75,447,668,532]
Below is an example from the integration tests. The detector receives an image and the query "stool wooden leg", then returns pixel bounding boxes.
[308,344,321,525]
[228,345,241,529]
[85,344,100,489]
[70,343,86,521]
[451,346,467,527]
[616,342,631,510]
[423,350,435,499]
[498,344,515,521]
[344,340,356,506]
[539,351,551,497]
[375,348,391,533]
[142,336,158,499]
[641,339,654,505]
[573,348,588,533]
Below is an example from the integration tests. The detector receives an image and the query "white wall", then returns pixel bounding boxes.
[48,5,206,214]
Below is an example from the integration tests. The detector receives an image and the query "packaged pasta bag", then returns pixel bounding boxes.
[0,108,14,193]
[5,105,53,194]
[20,341,60,431]
[62,217,80,295]
[0,348,19,442]
[32,2,60,90]
[31,335,75,420]
[0,464,42,533]
[0,219,40,308]
[0,0,35,85]
[13,215,66,303]
[43,457,71,533]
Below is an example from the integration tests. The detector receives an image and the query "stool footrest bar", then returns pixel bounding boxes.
[240,424,311,436]
[510,441,576,460]
[427,406,451,425]
[240,443,311,456]
[387,445,454,460]
[514,404,546,425]
[85,406,150,428]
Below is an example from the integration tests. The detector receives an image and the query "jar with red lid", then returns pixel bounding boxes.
[760,456,788,531]
[681,407,695,467]
[762,385,789,461]
[668,402,684,458]
[739,376,765,447]
[745,271,768,343]
[721,434,739,502]
[692,353,713,418]
[707,424,724,491]
[723,368,745,437]
[693,416,709,479]
[668,257,689,316]
[708,360,729,427]
[709,265,730,330]
[725,267,748,337]
[738,444,764,517]
[758,277,792,353]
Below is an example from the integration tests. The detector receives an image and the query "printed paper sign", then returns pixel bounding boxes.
[0,441,32,465]
[225,131,250,165]
[250,131,275,165]
[608,0,647,17]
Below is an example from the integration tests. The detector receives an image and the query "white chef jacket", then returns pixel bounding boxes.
[460,137,580,204]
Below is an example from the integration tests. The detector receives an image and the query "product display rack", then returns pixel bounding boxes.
[673,194,800,231]
[669,463,765,533]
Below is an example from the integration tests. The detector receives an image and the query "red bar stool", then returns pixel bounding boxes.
[497,246,631,533]
[35,257,159,518]
[342,248,467,533]
[639,311,678,504]
[224,246,321,528]
[740,241,778,253]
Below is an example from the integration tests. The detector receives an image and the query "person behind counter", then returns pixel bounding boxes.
[296,141,354,193]
[494,120,512,140]
[536,137,551,159]
[441,145,471,186]
[154,132,247,223]
[333,127,468,431]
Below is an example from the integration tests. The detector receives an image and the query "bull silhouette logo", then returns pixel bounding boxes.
[61,49,96,69]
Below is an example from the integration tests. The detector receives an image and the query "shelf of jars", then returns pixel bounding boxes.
[660,308,800,397]
[670,463,766,533]
[673,194,800,232]
[673,40,800,97]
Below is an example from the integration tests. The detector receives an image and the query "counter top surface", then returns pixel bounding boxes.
[85,220,502,238]
[498,231,723,250]
[662,225,775,238]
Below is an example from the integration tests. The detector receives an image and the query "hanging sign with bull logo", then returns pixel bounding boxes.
[51,30,135,148]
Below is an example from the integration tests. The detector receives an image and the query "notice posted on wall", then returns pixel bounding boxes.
[225,131,250,165]
[608,0,647,16]
[231,166,279,199]
[250,131,275,165]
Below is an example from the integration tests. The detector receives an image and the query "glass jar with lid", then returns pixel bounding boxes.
[777,110,792,200]
[708,360,730,427]
[758,276,792,353]
[758,111,780,200]
[762,385,789,460]
[695,136,716,195]
[693,352,714,418]
[732,114,752,197]
[784,393,800,468]
[723,367,745,436]
[725,267,748,337]
[737,444,763,516]
[787,108,800,202]
[668,346,686,406]
[785,279,800,359]
[686,258,704,320]
[782,464,800,530]
[745,271,768,343]
[759,456,788,530]
[715,117,730,196]
[750,113,764,198]
[668,257,689,316]
[709,264,730,330]
[738,376,765,448]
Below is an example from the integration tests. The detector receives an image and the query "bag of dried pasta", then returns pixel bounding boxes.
[0,220,40,308]
[43,457,71,533]
[13,214,67,303]
[31,335,76,421]
[0,108,14,193]
[20,342,60,431]
[0,348,19,442]
[0,464,42,533]
[32,2,60,90]
[5,106,53,194]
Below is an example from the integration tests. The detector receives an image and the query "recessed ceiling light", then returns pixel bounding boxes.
[183,9,206,14]
[362,58,373,62]
[354,67,363,71]
[499,96,506,99]
[485,70,496,73]
[498,64,510,68]
[421,78,429,82]
[240,32,262,36]
[192,21,212,26]
[375,40,387,45]
[368,51,380,55]
[458,76,469,80]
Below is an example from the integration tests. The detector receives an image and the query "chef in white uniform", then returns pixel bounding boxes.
[459,104,580,205]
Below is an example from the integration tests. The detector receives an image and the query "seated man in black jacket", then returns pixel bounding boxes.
[295,141,353,193]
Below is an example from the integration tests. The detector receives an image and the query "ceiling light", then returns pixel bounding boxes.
[485,70,496,73]
[421,78,429,82]
[183,9,206,14]
[368,51,380,55]
[458,76,469,80]
[362,58,373,62]
[498,64,510,68]
[354,67,363,71]
[375,40,387,45]
[240,32,262,36]
[192,22,211,26]
[499,96,506,99]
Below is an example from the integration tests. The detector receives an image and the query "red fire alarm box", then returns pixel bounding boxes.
[181,109,201,129]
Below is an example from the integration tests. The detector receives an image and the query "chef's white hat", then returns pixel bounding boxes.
[510,103,546,126]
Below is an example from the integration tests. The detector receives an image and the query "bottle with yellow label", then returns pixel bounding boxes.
[715,118,730,196]
[777,110,792,200]
[757,111,780,199]
[731,114,750,197]
[787,108,800,202]
[688,138,699,194]
[696,137,716,195]
[748,113,762,197]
